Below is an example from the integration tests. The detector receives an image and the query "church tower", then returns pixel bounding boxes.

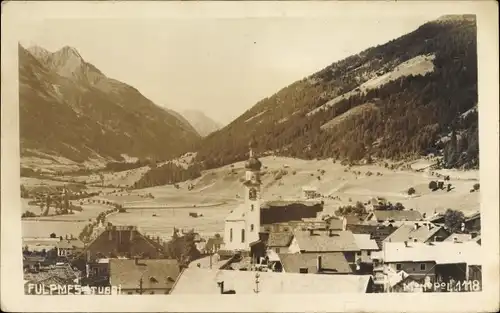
[243,141,262,246]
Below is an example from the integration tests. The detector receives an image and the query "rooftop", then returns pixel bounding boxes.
[353,234,379,251]
[293,230,359,252]
[443,233,473,242]
[278,252,353,274]
[383,222,445,243]
[170,268,372,294]
[381,241,482,265]
[267,232,294,247]
[109,259,180,290]
[369,210,423,222]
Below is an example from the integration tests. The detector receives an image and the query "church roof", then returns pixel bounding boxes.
[225,204,247,221]
[245,157,262,171]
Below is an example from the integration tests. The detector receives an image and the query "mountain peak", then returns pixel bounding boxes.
[54,45,83,61]
[27,45,52,61]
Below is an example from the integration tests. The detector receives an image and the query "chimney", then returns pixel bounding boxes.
[309,229,314,236]
[404,241,408,247]
[453,236,458,243]
[427,223,432,231]
[328,229,334,237]
[317,255,322,272]
[134,257,139,265]
[414,223,419,230]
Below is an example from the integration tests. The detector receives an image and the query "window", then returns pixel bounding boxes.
[241,229,245,243]
[396,263,402,271]
[420,263,426,271]
[250,224,254,231]
[367,251,371,256]
[275,248,280,253]
[230,228,233,242]
[251,204,254,211]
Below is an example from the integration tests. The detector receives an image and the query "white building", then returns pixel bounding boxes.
[223,148,262,251]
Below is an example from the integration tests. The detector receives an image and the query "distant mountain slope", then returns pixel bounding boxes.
[196,15,478,170]
[19,45,201,163]
[181,110,222,137]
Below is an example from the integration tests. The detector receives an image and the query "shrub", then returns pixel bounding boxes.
[428,181,438,191]
[407,187,416,195]
[473,183,480,191]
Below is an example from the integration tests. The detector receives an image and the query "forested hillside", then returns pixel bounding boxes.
[196,15,478,170]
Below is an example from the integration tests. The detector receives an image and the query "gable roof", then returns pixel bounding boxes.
[383,222,446,243]
[465,211,480,222]
[369,210,423,222]
[353,234,379,251]
[444,233,472,242]
[267,232,294,247]
[293,230,359,252]
[346,224,397,249]
[109,259,180,290]
[205,237,224,250]
[381,241,482,265]
[56,239,85,249]
[171,268,372,294]
[278,252,352,274]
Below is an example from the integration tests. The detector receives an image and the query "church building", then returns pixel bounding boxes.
[223,147,262,251]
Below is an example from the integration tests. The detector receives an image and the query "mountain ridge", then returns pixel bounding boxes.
[19,44,201,165]
[195,15,479,170]
[181,109,222,137]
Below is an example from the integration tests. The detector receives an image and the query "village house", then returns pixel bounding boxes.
[109,258,181,295]
[383,221,449,244]
[170,267,374,294]
[353,234,379,264]
[372,241,482,292]
[364,209,423,223]
[203,236,224,254]
[345,224,397,249]
[302,186,318,199]
[56,239,85,257]
[266,232,294,254]
[463,211,481,233]
[287,229,360,264]
[278,253,353,275]
[80,225,166,260]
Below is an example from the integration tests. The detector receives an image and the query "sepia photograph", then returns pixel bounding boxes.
[1,1,498,312]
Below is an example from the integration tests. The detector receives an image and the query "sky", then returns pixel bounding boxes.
[17,14,443,125]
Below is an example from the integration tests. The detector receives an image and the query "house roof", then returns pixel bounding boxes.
[326,218,344,230]
[56,239,85,249]
[381,241,482,265]
[170,268,372,294]
[293,230,359,252]
[353,234,379,251]
[205,237,224,250]
[225,204,247,221]
[278,252,353,274]
[443,233,473,242]
[383,222,446,243]
[369,210,423,222]
[109,259,180,290]
[465,211,480,222]
[267,232,294,247]
[343,215,366,225]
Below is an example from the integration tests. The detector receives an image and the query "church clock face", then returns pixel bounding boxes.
[249,188,257,200]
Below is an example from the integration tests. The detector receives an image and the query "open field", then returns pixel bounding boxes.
[21,156,480,240]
